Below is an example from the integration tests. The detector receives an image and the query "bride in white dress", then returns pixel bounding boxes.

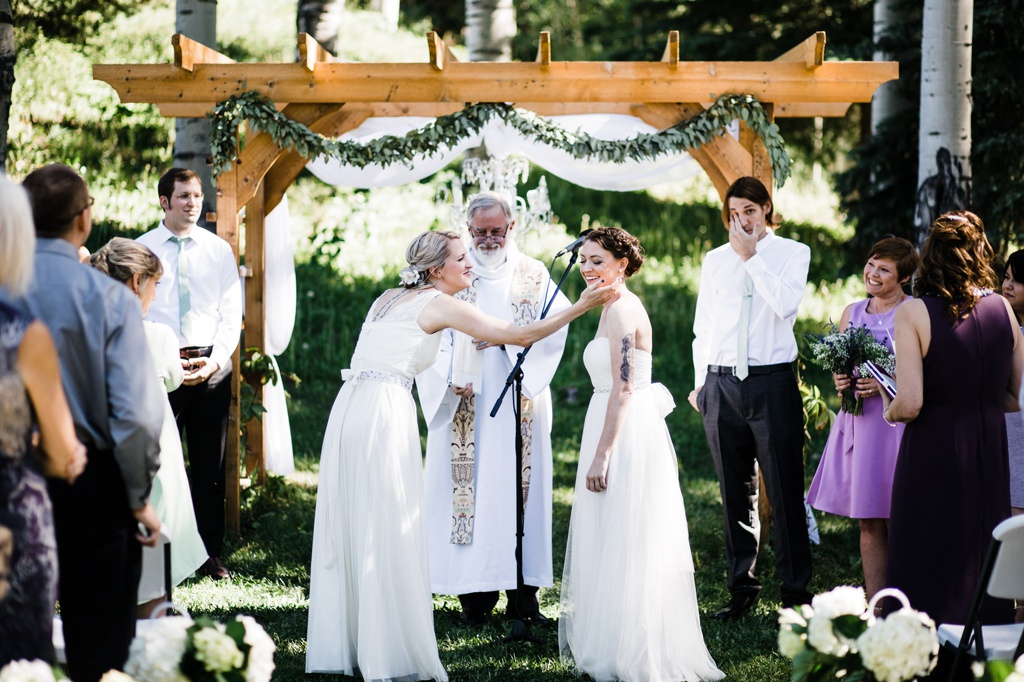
[306,231,616,682]
[559,228,724,682]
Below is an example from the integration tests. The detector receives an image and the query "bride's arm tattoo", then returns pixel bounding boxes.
[619,332,635,385]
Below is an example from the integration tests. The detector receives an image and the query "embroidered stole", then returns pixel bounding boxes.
[449,256,547,544]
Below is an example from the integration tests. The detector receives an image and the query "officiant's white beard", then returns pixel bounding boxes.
[473,243,507,269]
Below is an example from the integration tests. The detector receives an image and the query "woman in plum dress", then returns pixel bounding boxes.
[305,230,616,682]
[882,211,1024,625]
[0,177,86,665]
[807,237,918,600]
[559,228,723,682]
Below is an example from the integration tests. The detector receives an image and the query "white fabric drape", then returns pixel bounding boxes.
[306,114,737,191]
[262,197,296,475]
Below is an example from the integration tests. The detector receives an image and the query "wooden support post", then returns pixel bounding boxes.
[214,170,243,534]
[536,32,551,67]
[243,184,267,486]
[172,33,235,71]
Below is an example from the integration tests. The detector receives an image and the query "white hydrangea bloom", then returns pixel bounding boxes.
[237,615,276,682]
[0,659,57,682]
[124,616,192,682]
[778,625,807,660]
[194,627,245,673]
[811,586,867,618]
[858,609,938,682]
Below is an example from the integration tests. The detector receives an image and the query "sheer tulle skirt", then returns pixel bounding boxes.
[306,380,447,682]
[559,388,723,682]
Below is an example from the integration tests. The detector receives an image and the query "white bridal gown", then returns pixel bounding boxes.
[306,289,448,682]
[559,337,724,682]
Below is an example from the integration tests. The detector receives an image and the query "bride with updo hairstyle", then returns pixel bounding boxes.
[89,238,208,614]
[559,226,723,682]
[306,229,617,681]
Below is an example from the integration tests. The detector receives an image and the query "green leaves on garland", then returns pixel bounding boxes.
[208,91,790,186]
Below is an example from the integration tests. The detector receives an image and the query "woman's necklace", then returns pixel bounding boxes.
[869,293,905,324]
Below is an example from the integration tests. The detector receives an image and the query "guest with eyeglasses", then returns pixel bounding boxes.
[417,192,572,626]
[136,168,242,581]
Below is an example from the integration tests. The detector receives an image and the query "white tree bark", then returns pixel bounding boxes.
[466,0,515,62]
[0,0,14,173]
[914,0,973,246]
[871,0,911,134]
[368,0,399,34]
[175,0,217,227]
[297,0,345,55]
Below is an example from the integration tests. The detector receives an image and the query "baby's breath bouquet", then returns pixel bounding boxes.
[805,323,896,416]
[778,587,938,682]
[125,614,275,682]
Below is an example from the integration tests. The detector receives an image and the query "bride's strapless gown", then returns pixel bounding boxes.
[559,338,724,682]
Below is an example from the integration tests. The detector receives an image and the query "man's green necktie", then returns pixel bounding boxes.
[170,235,193,338]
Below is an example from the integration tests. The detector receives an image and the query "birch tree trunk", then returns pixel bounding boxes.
[0,0,14,173]
[368,0,399,34]
[466,0,515,62]
[914,0,973,247]
[871,0,911,135]
[297,0,345,56]
[175,0,217,229]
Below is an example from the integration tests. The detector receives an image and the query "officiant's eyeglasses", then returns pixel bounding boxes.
[469,223,509,242]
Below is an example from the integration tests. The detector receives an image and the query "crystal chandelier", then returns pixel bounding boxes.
[436,156,553,237]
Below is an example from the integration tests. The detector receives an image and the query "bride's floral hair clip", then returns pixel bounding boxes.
[399,266,423,288]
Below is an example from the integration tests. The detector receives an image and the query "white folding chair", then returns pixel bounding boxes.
[937,514,1024,680]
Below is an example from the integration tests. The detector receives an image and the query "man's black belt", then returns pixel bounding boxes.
[180,345,213,360]
[707,362,793,376]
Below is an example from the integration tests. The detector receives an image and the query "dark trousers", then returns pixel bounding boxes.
[699,367,812,601]
[459,585,541,618]
[169,359,232,558]
[48,449,141,682]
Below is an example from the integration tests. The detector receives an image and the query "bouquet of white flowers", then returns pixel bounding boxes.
[805,322,896,416]
[974,654,1024,682]
[778,587,938,682]
[125,613,275,682]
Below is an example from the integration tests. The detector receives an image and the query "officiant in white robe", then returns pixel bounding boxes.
[418,193,570,624]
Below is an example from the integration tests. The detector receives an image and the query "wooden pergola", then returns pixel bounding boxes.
[94,31,897,532]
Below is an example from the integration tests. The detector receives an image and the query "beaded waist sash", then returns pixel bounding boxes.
[340,368,413,391]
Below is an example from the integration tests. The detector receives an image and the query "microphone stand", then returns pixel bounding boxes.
[490,246,581,643]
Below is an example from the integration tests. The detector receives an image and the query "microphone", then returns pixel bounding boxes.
[555,229,594,258]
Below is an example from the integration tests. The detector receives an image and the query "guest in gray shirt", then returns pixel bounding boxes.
[2,164,163,682]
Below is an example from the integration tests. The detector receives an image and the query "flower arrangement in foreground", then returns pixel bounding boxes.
[0,660,61,682]
[124,613,275,682]
[805,323,896,416]
[778,586,938,682]
[974,654,1024,682]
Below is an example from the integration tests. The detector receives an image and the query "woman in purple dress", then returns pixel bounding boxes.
[882,211,1023,626]
[807,237,918,601]
[0,177,87,665]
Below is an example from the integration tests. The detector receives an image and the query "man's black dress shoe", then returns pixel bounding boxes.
[200,556,231,580]
[781,591,814,609]
[457,611,487,627]
[713,593,759,620]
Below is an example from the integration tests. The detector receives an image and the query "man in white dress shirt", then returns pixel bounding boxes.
[688,177,813,619]
[137,168,242,580]
[418,192,570,625]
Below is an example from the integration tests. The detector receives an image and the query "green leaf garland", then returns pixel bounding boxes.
[208,91,790,186]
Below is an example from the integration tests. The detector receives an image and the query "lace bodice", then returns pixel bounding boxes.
[583,337,652,392]
[348,288,445,379]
